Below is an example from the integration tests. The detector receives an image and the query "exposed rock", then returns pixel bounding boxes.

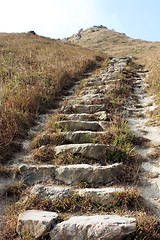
[108,57,132,73]
[61,104,106,114]
[63,111,110,121]
[86,81,106,87]
[68,97,107,105]
[93,111,110,121]
[77,187,124,206]
[74,104,107,114]
[54,143,106,160]
[62,131,107,143]
[17,210,58,239]
[28,30,36,35]
[57,120,103,131]
[80,88,100,95]
[50,215,136,240]
[16,164,56,185]
[55,163,123,186]
[30,185,74,200]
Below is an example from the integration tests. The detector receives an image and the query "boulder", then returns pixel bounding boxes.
[55,163,123,186]
[54,143,106,160]
[17,210,58,239]
[50,215,136,240]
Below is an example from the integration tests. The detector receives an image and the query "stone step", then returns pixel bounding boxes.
[79,88,101,95]
[55,163,123,186]
[30,185,74,200]
[61,131,107,144]
[10,164,56,185]
[17,211,136,240]
[17,210,58,240]
[50,215,136,240]
[79,87,114,96]
[77,187,124,206]
[56,120,104,131]
[61,104,106,114]
[85,81,106,87]
[29,184,125,206]
[9,160,122,187]
[54,143,107,160]
[61,111,111,121]
[66,94,108,105]
[67,98,108,105]
[80,85,111,92]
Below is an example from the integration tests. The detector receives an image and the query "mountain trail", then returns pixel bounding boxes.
[1,57,160,239]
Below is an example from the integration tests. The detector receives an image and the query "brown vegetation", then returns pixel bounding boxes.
[0,33,105,163]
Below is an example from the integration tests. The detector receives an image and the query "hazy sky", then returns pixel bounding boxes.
[1,0,160,41]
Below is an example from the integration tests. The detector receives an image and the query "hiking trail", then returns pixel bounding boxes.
[1,57,159,239]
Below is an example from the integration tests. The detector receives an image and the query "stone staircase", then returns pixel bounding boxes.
[1,57,155,239]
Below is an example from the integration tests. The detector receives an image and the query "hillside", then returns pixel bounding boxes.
[0,33,105,163]
[67,26,160,121]
[66,25,160,58]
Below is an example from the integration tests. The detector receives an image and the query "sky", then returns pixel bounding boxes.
[0,0,160,42]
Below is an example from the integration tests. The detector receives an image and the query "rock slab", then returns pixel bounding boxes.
[50,215,136,240]
[17,210,58,239]
[57,120,103,131]
[31,185,74,200]
[54,143,106,160]
[78,187,124,206]
[55,163,122,186]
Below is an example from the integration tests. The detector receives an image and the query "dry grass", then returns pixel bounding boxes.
[145,58,160,124]
[0,33,105,163]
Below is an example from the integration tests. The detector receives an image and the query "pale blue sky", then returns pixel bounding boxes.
[0,0,160,41]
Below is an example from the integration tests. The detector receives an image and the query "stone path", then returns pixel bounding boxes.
[1,57,159,239]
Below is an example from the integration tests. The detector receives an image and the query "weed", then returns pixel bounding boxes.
[32,146,55,162]
[115,188,144,210]
[31,132,68,149]
[2,182,27,199]
[127,212,160,240]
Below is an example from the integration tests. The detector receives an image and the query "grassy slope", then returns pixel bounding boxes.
[67,26,159,57]
[0,33,105,163]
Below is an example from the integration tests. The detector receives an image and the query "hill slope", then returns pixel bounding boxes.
[0,33,105,162]
[66,26,160,123]
[66,26,160,57]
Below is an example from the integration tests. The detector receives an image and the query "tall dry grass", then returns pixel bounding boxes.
[0,33,105,162]
[136,48,160,124]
